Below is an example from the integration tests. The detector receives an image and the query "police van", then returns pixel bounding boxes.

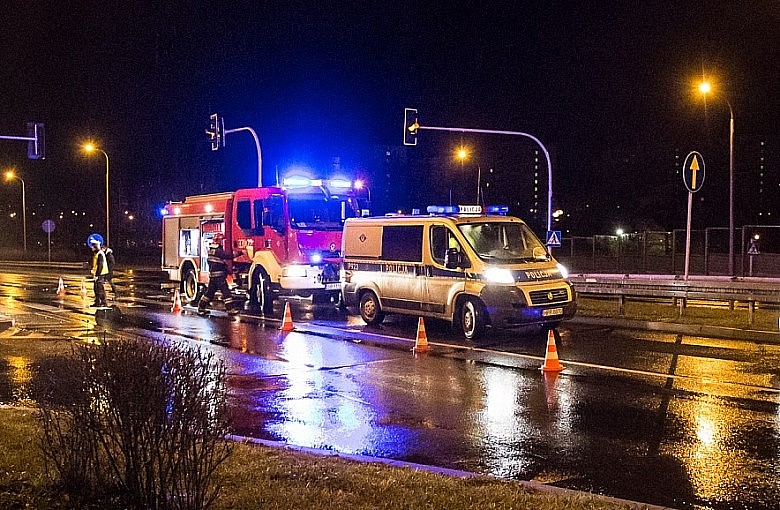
[340,205,576,340]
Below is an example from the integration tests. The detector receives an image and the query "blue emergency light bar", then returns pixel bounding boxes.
[426,205,509,216]
[282,175,354,190]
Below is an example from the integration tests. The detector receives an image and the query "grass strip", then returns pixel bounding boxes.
[577,296,779,332]
[0,407,633,509]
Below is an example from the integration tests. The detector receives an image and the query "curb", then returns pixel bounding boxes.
[0,315,15,333]
[228,434,674,510]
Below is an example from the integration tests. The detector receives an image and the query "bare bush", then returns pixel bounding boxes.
[37,338,233,509]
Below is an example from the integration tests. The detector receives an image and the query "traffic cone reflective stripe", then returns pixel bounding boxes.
[171,289,183,314]
[279,302,295,331]
[540,329,564,372]
[79,278,88,299]
[56,277,66,296]
[413,317,430,353]
[543,371,560,409]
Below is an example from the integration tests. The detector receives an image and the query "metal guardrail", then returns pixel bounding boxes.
[0,260,88,270]
[569,273,780,325]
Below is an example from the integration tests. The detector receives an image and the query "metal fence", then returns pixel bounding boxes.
[556,225,780,277]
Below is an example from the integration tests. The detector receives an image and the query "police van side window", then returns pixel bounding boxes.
[431,226,462,266]
[381,225,423,262]
[431,225,457,265]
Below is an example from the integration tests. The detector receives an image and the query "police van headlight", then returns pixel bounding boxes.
[484,267,515,284]
[556,263,569,279]
[283,265,308,278]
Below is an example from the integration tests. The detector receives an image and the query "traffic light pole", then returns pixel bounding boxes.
[207,114,263,188]
[414,124,553,233]
[0,122,45,160]
[224,126,263,188]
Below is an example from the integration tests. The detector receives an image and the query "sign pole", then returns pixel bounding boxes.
[682,151,705,281]
[42,219,56,263]
[684,191,693,280]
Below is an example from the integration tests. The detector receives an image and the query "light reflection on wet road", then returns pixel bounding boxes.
[1,268,780,509]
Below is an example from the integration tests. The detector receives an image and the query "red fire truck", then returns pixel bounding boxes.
[161,178,361,313]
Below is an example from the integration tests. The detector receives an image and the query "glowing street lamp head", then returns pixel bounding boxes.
[457,147,468,161]
[4,170,15,181]
[698,81,712,95]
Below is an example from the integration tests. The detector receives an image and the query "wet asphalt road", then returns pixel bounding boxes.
[1,267,780,509]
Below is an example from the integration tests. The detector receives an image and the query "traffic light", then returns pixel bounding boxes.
[206,113,223,151]
[403,108,419,146]
[26,122,44,160]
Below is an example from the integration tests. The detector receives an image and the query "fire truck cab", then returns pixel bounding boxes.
[162,179,360,313]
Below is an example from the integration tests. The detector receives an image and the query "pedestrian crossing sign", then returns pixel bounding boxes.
[546,230,562,247]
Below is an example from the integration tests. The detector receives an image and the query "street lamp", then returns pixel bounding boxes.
[83,143,110,248]
[698,79,735,276]
[354,179,371,213]
[455,146,482,204]
[4,170,26,253]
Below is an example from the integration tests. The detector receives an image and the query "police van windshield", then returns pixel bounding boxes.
[288,194,359,230]
[458,221,550,263]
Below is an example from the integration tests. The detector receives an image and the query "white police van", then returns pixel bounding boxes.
[341,205,576,339]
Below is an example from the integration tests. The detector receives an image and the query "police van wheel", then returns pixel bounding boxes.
[359,291,384,325]
[460,298,486,341]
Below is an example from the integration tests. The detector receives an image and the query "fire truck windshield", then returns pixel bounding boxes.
[288,194,358,230]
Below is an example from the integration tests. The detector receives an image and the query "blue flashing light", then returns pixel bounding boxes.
[486,205,509,215]
[328,179,352,189]
[427,205,460,214]
[283,175,312,188]
[310,252,322,264]
[159,208,169,216]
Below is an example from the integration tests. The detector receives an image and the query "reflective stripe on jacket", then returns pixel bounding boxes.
[207,246,233,278]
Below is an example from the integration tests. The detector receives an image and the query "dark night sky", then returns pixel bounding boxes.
[1,1,778,243]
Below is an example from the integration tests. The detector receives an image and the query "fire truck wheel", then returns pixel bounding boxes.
[250,268,274,315]
[182,268,200,304]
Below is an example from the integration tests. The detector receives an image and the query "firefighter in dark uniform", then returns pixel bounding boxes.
[197,233,241,316]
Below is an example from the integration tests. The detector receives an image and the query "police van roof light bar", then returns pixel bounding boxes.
[426,205,509,216]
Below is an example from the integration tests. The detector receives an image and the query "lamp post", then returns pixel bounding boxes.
[354,179,371,213]
[4,170,26,253]
[456,146,482,204]
[83,143,110,248]
[698,80,735,276]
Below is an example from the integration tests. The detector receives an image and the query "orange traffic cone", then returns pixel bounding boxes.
[413,317,430,353]
[79,278,88,299]
[56,277,66,297]
[540,329,564,372]
[171,289,183,314]
[279,301,295,331]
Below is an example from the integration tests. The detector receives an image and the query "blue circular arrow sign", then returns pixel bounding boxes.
[86,233,104,247]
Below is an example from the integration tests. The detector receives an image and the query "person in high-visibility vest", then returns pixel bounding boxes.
[90,239,109,307]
